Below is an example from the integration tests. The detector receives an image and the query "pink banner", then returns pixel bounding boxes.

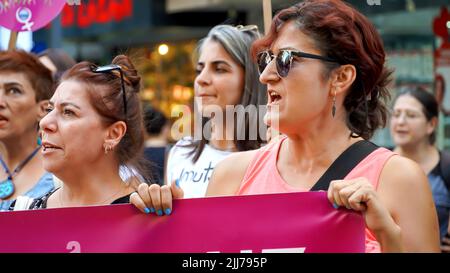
[0,0,66,32]
[0,192,365,253]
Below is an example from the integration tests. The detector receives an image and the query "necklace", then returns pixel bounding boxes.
[0,146,41,199]
[58,185,126,207]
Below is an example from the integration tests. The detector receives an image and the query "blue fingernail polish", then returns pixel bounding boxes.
[175,179,180,188]
[157,209,163,216]
[144,207,150,214]
[332,203,339,209]
[149,207,155,213]
[165,208,172,215]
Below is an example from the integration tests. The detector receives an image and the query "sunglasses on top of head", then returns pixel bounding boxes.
[92,64,127,117]
[256,49,340,78]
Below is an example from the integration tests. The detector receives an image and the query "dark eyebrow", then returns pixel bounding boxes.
[212,60,231,67]
[4,82,24,88]
[197,60,232,68]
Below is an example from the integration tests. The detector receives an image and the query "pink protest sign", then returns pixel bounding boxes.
[0,192,365,253]
[0,0,66,32]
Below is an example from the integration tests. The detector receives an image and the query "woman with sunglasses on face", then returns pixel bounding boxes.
[132,0,440,252]
[12,55,152,209]
[131,24,267,216]
[0,50,55,211]
[208,0,439,252]
[390,87,450,252]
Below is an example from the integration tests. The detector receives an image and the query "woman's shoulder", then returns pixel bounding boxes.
[218,149,259,168]
[379,155,430,195]
[213,139,283,176]
[206,149,260,196]
[368,154,433,225]
[25,172,56,199]
[382,154,424,178]
[173,136,195,147]
[169,137,236,162]
[167,137,195,157]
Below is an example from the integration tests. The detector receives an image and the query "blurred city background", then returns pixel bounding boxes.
[1,0,449,149]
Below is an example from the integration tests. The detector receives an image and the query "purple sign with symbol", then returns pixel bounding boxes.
[0,0,67,32]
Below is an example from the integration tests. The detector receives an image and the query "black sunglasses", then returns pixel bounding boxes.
[257,50,340,78]
[92,64,127,117]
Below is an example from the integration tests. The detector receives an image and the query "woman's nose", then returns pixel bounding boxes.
[195,68,212,86]
[39,110,57,133]
[259,58,279,85]
[0,90,7,109]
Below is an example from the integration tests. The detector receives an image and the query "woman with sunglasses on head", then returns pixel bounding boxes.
[390,86,450,252]
[132,0,440,252]
[12,55,152,210]
[131,24,267,216]
[0,50,55,211]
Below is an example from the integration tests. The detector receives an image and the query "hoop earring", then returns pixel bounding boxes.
[332,89,337,118]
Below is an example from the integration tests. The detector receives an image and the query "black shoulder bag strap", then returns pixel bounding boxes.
[439,150,450,192]
[310,140,379,191]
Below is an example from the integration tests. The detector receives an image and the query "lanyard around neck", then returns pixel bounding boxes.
[0,147,41,180]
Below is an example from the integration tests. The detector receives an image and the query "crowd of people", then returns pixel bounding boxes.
[0,0,449,252]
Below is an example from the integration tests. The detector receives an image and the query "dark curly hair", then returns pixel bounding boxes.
[143,105,168,136]
[251,0,393,139]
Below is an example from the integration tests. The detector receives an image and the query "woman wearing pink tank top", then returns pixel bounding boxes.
[131,0,440,252]
[206,0,439,252]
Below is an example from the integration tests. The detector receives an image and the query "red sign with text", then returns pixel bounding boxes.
[61,0,133,28]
